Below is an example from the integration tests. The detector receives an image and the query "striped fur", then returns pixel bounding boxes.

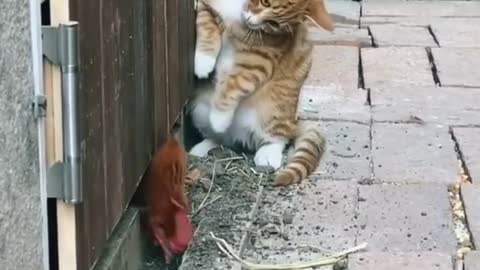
[275,124,326,186]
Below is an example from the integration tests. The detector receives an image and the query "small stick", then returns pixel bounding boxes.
[210,232,367,270]
[239,186,265,255]
[278,215,285,236]
[227,166,238,172]
[194,161,217,214]
[257,173,264,186]
[192,195,223,218]
[225,160,233,171]
[217,156,244,163]
[298,244,335,254]
[238,168,252,179]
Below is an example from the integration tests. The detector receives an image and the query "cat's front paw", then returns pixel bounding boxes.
[209,107,234,133]
[189,139,218,157]
[254,143,285,170]
[195,51,216,79]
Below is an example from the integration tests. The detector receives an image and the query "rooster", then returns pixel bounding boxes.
[143,136,193,263]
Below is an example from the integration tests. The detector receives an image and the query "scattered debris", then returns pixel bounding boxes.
[186,168,204,186]
[448,183,474,260]
[179,149,274,269]
[407,115,425,125]
[210,232,367,270]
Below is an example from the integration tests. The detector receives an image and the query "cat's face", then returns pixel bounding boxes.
[242,0,334,33]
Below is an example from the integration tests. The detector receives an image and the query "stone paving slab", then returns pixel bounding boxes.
[305,45,358,90]
[304,121,372,181]
[453,128,480,183]
[461,184,480,248]
[298,85,370,123]
[362,1,480,18]
[362,47,435,88]
[371,85,480,126]
[242,181,358,264]
[372,123,459,184]
[349,252,453,270]
[357,184,457,253]
[325,0,360,28]
[432,48,480,88]
[465,251,480,270]
[308,27,371,48]
[431,20,480,48]
[369,25,437,47]
[362,17,480,28]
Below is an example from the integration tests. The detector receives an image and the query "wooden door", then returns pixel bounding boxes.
[43,0,195,269]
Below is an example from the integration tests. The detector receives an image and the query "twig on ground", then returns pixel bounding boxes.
[278,215,285,236]
[239,186,265,255]
[298,244,335,254]
[238,169,254,184]
[227,166,238,172]
[209,232,367,270]
[194,161,217,215]
[192,195,223,218]
[217,156,244,163]
[225,160,233,171]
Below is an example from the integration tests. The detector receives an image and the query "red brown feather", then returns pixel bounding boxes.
[144,137,193,263]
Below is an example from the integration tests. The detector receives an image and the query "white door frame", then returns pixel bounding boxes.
[29,0,50,269]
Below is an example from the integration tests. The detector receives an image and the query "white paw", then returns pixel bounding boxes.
[189,139,218,157]
[254,143,286,170]
[209,107,234,133]
[195,51,216,79]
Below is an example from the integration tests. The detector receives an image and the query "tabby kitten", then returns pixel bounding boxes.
[190,0,334,186]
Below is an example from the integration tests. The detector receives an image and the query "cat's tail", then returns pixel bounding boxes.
[274,124,326,186]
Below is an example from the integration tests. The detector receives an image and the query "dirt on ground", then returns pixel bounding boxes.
[142,147,275,270]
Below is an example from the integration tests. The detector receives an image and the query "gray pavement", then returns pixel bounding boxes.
[179,1,480,269]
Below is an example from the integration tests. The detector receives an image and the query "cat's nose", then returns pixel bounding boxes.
[243,10,253,22]
[244,11,263,27]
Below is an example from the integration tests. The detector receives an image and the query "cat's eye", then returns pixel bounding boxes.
[260,0,271,7]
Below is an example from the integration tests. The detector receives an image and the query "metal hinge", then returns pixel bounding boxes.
[32,95,47,119]
[42,22,83,204]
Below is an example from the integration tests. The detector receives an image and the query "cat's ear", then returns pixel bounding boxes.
[305,0,335,32]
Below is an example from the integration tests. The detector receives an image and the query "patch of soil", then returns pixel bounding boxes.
[142,148,274,270]
[180,149,273,269]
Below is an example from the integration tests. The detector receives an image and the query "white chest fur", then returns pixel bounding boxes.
[209,0,246,22]
[211,0,244,76]
[215,36,235,76]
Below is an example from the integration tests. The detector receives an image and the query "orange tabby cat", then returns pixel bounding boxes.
[190,0,334,186]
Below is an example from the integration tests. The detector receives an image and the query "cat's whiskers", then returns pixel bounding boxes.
[285,24,294,37]
[243,29,263,46]
[244,29,254,45]
[256,29,264,46]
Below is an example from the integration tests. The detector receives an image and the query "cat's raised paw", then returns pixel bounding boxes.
[189,139,218,157]
[254,143,285,170]
[195,51,216,79]
[209,108,234,133]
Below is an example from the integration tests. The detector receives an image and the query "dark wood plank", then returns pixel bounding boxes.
[178,0,196,107]
[165,0,181,127]
[68,0,195,268]
[101,0,128,238]
[69,0,108,268]
[149,0,168,147]
[130,0,152,200]
[116,0,139,212]
[163,0,196,130]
